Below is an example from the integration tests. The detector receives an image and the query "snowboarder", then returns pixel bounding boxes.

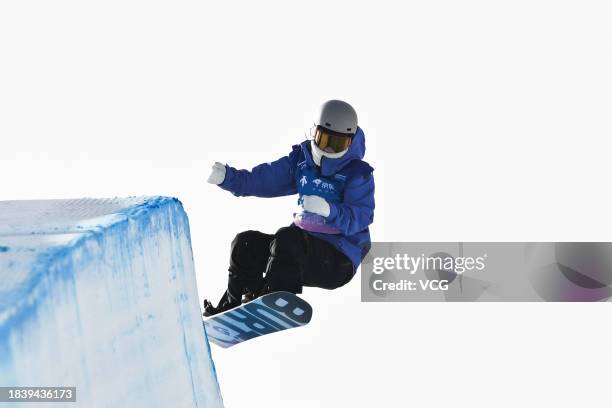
[203,100,375,316]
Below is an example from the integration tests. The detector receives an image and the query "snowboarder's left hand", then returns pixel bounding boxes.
[301,195,330,217]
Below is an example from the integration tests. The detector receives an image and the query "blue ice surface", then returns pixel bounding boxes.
[0,197,223,407]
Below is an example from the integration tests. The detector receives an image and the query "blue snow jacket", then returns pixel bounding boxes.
[219,127,375,272]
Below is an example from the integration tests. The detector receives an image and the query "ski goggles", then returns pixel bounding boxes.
[310,126,353,153]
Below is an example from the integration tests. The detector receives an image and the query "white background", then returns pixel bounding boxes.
[1,1,611,407]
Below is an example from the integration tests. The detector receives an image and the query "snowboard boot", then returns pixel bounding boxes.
[241,290,259,304]
[203,290,241,317]
[241,281,267,304]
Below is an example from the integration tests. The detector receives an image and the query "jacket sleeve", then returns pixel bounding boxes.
[218,146,300,198]
[325,171,375,235]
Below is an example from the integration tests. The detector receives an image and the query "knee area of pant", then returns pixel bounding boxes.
[271,227,304,256]
[231,230,262,254]
[232,230,260,245]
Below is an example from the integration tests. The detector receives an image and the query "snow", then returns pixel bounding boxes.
[0,197,223,407]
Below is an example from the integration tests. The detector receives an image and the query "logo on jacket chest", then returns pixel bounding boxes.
[296,166,345,203]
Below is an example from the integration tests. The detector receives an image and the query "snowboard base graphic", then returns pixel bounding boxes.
[204,291,312,348]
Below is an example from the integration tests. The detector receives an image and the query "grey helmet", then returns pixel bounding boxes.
[315,100,358,135]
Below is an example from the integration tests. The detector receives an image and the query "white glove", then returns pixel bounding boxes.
[207,162,226,185]
[302,195,331,217]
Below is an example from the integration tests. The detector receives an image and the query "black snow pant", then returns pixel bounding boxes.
[226,224,354,303]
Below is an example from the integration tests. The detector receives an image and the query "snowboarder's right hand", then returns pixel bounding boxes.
[207,162,226,185]
[301,195,331,217]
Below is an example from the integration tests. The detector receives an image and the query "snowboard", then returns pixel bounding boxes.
[204,291,312,348]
